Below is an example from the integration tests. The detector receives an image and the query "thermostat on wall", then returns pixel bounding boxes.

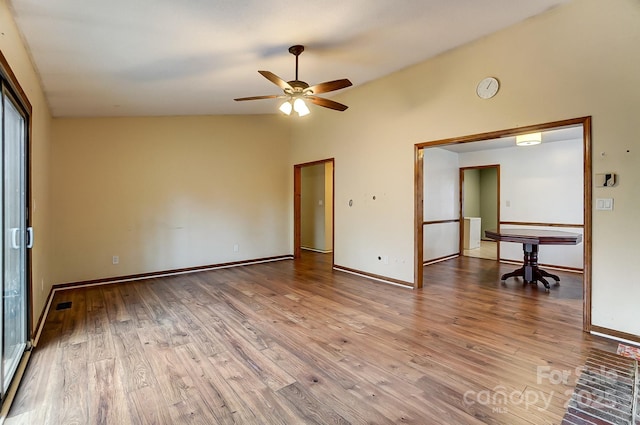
[595,173,616,187]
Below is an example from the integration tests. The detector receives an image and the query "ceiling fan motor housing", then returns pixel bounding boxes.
[287,80,310,92]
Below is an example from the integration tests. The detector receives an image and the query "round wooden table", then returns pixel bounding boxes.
[484,228,582,291]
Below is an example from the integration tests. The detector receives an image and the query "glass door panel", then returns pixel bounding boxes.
[1,87,28,395]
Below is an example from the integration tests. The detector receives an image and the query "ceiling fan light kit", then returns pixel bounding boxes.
[234,45,352,116]
[279,100,293,115]
[279,97,310,117]
[292,98,310,116]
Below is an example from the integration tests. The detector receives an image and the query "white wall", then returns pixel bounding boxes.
[423,148,459,261]
[290,0,640,336]
[459,140,583,225]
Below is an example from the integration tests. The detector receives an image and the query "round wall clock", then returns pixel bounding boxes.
[476,77,500,99]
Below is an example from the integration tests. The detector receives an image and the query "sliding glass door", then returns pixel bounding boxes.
[1,83,30,398]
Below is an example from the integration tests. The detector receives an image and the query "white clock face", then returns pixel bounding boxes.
[476,77,499,99]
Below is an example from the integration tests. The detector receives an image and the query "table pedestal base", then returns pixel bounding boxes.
[500,243,560,291]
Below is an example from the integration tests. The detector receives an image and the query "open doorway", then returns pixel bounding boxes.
[294,159,334,267]
[414,117,591,331]
[460,165,499,261]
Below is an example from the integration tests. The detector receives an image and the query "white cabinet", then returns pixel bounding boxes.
[463,217,481,250]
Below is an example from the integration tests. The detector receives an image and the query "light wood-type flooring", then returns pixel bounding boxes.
[463,240,497,261]
[6,252,616,424]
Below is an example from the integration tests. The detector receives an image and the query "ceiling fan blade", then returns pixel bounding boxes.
[234,95,285,101]
[258,70,293,90]
[307,95,348,111]
[307,79,352,95]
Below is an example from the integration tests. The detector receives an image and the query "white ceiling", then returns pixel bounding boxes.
[8,0,569,117]
[440,125,584,153]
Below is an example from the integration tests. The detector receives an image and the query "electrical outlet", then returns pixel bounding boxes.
[112,255,119,264]
[233,244,239,252]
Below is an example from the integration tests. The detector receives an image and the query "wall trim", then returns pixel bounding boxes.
[301,247,333,254]
[500,221,583,228]
[333,265,413,289]
[422,219,459,226]
[423,253,459,266]
[52,255,292,290]
[33,254,293,346]
[590,325,640,347]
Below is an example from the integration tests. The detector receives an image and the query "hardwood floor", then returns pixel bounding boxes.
[7,253,616,424]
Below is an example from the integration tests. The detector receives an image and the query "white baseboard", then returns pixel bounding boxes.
[301,247,333,254]
[590,331,640,348]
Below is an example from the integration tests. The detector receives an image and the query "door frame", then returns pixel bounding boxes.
[293,158,335,264]
[414,117,592,332]
[0,50,33,402]
[0,53,32,341]
[459,165,500,258]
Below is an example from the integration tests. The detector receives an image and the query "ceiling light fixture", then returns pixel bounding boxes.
[279,97,310,117]
[279,100,293,115]
[516,132,542,146]
[293,98,310,117]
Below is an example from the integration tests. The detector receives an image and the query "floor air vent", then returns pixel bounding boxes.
[55,301,72,311]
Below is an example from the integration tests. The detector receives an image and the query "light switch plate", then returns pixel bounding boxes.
[595,198,614,210]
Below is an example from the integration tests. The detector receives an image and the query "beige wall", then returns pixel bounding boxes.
[51,116,291,283]
[301,163,325,251]
[1,0,53,334]
[290,0,640,336]
[324,161,333,251]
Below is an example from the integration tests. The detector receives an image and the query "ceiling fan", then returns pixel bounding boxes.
[234,45,352,116]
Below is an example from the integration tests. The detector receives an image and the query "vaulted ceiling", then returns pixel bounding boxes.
[8,0,569,117]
